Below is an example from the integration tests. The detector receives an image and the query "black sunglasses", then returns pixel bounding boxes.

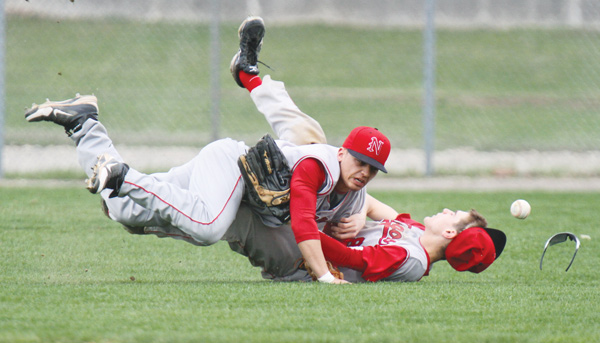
[539,232,580,272]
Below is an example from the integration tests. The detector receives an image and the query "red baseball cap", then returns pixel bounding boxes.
[342,126,391,173]
[445,227,506,273]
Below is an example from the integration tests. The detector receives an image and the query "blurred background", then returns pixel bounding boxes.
[3,0,600,181]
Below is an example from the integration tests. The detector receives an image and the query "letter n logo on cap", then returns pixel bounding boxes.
[367,137,384,156]
[342,126,391,173]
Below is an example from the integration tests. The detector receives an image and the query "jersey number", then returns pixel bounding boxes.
[379,220,405,245]
[345,237,365,247]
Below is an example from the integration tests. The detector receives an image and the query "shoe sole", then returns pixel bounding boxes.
[25,94,98,122]
[238,16,265,62]
[238,16,265,39]
[86,153,117,194]
[231,16,265,84]
[96,164,113,193]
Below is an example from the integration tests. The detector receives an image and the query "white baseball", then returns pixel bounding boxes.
[510,199,531,219]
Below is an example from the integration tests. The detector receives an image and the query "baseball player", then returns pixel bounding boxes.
[24,17,392,284]
[225,204,507,282]
[231,17,395,283]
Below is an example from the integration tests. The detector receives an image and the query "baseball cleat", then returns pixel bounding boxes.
[230,16,265,88]
[25,94,99,136]
[86,153,129,198]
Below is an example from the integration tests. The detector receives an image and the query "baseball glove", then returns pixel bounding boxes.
[299,259,344,281]
[238,134,292,225]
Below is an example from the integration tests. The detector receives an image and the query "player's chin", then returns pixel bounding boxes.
[423,216,432,226]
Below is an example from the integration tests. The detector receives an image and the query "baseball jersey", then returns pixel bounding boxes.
[336,214,430,282]
[256,141,366,228]
[224,209,431,283]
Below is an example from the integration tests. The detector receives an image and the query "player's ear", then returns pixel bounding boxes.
[443,227,458,239]
[337,148,345,162]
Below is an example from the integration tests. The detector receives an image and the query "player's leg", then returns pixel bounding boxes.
[250,76,327,145]
[101,149,200,232]
[143,223,205,246]
[101,156,204,236]
[230,16,327,145]
[223,204,310,281]
[25,95,171,230]
[98,152,200,235]
[88,138,247,246]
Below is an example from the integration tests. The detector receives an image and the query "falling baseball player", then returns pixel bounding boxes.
[24,17,395,284]
[225,204,506,282]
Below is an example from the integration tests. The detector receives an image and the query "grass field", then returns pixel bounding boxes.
[1,186,599,342]
[5,13,600,342]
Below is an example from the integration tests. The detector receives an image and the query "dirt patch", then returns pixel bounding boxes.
[4,144,600,191]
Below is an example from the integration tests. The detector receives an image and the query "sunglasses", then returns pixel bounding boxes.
[539,232,580,272]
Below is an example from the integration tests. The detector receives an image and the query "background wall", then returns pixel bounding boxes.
[7,0,600,28]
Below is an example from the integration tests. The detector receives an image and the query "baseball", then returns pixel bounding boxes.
[510,199,531,219]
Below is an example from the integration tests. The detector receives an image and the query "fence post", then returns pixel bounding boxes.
[209,0,221,141]
[423,0,436,177]
[0,0,5,179]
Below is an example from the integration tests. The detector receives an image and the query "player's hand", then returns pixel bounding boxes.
[331,278,351,284]
[329,213,366,240]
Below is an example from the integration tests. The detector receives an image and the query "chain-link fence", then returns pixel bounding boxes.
[4,0,600,177]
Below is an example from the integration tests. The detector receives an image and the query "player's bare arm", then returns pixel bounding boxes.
[364,193,398,221]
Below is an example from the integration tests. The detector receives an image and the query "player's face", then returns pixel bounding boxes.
[423,208,471,236]
[336,149,378,193]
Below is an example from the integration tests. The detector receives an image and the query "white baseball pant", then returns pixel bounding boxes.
[71,76,325,246]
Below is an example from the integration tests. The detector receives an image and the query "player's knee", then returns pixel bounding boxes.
[191,232,221,246]
[101,199,137,226]
[190,224,229,246]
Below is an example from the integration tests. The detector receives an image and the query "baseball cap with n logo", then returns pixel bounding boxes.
[342,126,391,173]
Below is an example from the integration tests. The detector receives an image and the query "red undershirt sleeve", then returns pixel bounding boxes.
[289,158,326,243]
[319,231,410,282]
[360,245,409,282]
[319,231,365,269]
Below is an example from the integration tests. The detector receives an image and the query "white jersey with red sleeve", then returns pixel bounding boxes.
[255,140,366,228]
[338,214,431,283]
[279,141,366,225]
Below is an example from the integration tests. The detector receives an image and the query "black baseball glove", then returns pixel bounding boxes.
[238,134,291,225]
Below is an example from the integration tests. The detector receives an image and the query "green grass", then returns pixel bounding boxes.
[1,186,599,342]
[7,16,600,149]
